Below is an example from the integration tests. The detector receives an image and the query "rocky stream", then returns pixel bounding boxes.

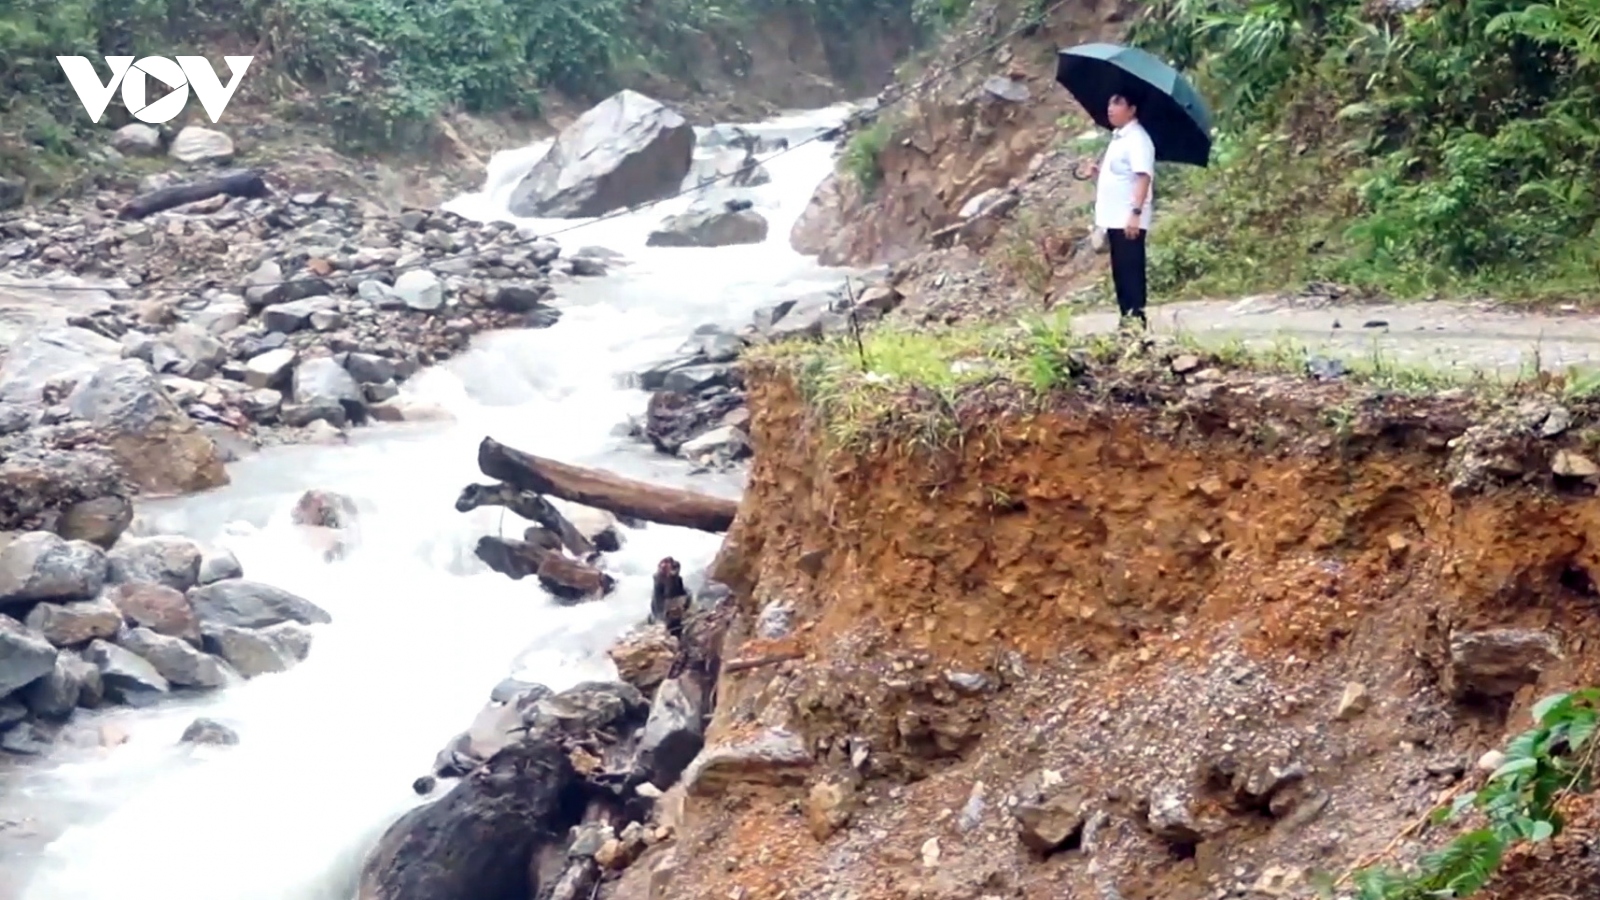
[0,95,886,900]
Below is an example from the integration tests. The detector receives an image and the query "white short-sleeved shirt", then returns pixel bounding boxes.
[1094,120,1156,232]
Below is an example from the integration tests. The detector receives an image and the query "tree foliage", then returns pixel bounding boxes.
[1132,0,1600,298]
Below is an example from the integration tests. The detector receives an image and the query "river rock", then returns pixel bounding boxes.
[107,582,202,643]
[24,595,122,647]
[0,615,57,698]
[0,531,107,605]
[433,684,554,777]
[180,717,240,745]
[292,357,364,422]
[169,126,234,163]
[67,358,229,494]
[0,326,122,405]
[507,90,696,218]
[646,205,769,248]
[291,489,358,529]
[83,638,169,704]
[244,348,297,389]
[608,624,678,696]
[58,495,135,548]
[358,681,649,900]
[198,547,244,585]
[636,674,708,789]
[21,652,93,718]
[118,626,231,688]
[107,535,204,591]
[201,621,313,677]
[392,270,444,311]
[188,579,331,629]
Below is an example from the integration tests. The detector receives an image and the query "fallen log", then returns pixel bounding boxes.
[456,482,595,556]
[473,536,614,602]
[118,169,271,220]
[477,438,739,533]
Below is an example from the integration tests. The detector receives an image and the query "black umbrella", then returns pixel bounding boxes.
[1055,42,1213,167]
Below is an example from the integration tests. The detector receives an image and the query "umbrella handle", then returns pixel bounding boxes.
[1070,162,1091,182]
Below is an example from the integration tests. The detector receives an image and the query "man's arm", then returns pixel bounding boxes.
[1129,134,1155,211]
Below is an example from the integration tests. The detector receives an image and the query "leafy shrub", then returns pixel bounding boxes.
[841,118,891,190]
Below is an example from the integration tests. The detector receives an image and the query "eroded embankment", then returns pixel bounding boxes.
[653,360,1600,900]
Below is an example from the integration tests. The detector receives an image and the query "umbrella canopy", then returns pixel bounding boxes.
[1056,42,1213,167]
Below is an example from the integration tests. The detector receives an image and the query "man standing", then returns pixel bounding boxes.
[1086,92,1155,329]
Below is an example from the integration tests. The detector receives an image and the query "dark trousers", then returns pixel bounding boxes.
[1107,228,1147,325]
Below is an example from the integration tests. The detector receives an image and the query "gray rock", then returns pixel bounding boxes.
[0,402,32,435]
[106,535,204,591]
[83,638,169,704]
[118,627,231,688]
[58,495,134,548]
[188,579,332,629]
[392,270,444,311]
[151,324,228,378]
[180,717,239,745]
[112,124,163,156]
[637,675,707,789]
[0,614,57,698]
[262,297,338,334]
[292,357,363,418]
[342,353,398,385]
[66,358,227,494]
[190,298,250,335]
[244,348,297,389]
[198,547,243,585]
[0,326,122,405]
[24,595,122,647]
[1445,629,1562,699]
[682,727,812,796]
[107,581,203,644]
[508,91,696,218]
[169,126,234,163]
[646,207,768,248]
[0,531,107,604]
[201,621,313,677]
[21,652,92,719]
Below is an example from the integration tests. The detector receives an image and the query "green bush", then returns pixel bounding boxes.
[1131,0,1600,301]
[841,117,892,190]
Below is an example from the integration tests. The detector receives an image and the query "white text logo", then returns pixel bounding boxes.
[57,56,253,124]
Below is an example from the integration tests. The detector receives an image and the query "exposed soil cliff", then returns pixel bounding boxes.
[628,353,1600,899]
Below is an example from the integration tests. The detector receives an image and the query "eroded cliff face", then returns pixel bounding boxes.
[637,367,1600,899]
[790,0,1130,268]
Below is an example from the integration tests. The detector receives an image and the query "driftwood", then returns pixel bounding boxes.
[477,437,738,533]
[457,482,595,557]
[474,536,613,602]
[118,169,270,220]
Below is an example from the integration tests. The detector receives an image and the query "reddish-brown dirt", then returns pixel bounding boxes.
[624,366,1600,900]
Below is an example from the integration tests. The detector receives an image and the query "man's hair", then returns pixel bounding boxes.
[1109,91,1143,112]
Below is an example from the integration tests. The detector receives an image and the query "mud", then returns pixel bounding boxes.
[644,367,1600,900]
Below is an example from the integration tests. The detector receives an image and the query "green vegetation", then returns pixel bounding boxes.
[1130,0,1600,303]
[0,0,927,190]
[841,118,893,191]
[1324,688,1600,899]
[748,311,1550,452]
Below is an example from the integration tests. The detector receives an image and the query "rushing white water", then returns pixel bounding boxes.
[8,104,858,900]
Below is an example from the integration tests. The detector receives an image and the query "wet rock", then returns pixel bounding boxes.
[0,615,57,698]
[198,547,243,585]
[188,579,331,629]
[608,624,679,695]
[21,652,92,718]
[58,496,134,548]
[807,777,856,841]
[106,535,204,591]
[118,626,230,688]
[292,357,364,422]
[107,582,202,644]
[0,531,107,604]
[180,717,239,745]
[201,621,313,677]
[1445,628,1561,699]
[2,719,51,755]
[169,126,234,163]
[23,595,122,647]
[683,727,813,796]
[646,205,769,248]
[636,675,707,789]
[291,489,358,529]
[83,638,170,704]
[434,685,553,777]
[508,90,695,218]
[67,359,228,494]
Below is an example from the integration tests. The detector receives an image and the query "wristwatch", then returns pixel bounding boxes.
[1131,206,1143,214]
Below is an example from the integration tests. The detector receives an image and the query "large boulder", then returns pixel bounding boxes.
[118,627,231,688]
[201,621,312,677]
[507,91,695,218]
[187,579,331,629]
[24,595,122,647]
[21,652,95,718]
[0,326,122,405]
[67,359,229,494]
[107,582,203,644]
[0,531,107,606]
[83,638,169,704]
[107,535,204,592]
[0,615,57,698]
[646,204,769,248]
[358,681,648,900]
